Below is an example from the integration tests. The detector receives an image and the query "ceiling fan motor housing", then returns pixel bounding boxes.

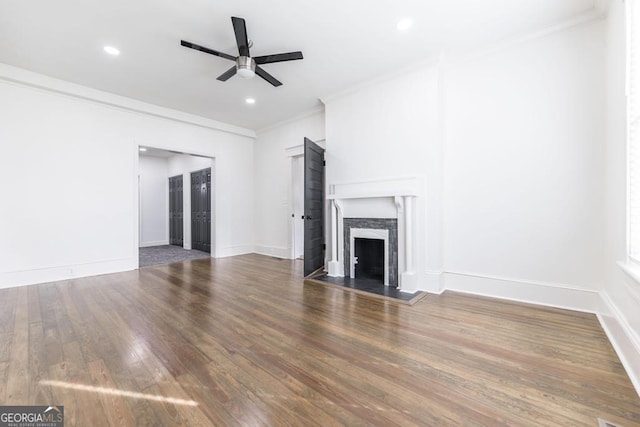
[236,56,256,78]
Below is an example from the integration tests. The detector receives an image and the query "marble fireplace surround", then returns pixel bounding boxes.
[344,219,397,286]
[327,177,419,293]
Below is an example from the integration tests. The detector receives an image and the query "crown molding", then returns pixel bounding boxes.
[256,105,325,135]
[321,3,609,105]
[445,4,608,67]
[0,62,256,139]
[320,57,439,105]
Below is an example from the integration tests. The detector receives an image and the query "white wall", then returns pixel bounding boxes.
[0,75,254,288]
[323,19,606,300]
[139,155,169,247]
[443,19,606,306]
[253,112,325,259]
[601,0,640,395]
[167,154,214,251]
[324,66,442,292]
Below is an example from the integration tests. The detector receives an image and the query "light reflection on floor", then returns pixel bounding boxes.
[40,380,199,407]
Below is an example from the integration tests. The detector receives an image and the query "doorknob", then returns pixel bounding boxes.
[306,215,313,220]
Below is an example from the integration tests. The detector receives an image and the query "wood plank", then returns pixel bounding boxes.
[28,321,51,405]
[4,287,29,404]
[57,341,109,425]
[86,359,136,426]
[0,361,7,403]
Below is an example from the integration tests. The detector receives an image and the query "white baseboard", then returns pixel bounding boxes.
[400,271,418,293]
[0,258,138,289]
[443,271,601,313]
[216,245,255,258]
[421,270,445,294]
[139,240,170,248]
[254,245,291,259]
[598,291,640,397]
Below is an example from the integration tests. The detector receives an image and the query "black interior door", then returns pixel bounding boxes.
[169,175,183,246]
[191,168,211,253]
[304,138,325,276]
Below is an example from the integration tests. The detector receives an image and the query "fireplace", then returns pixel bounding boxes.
[354,238,384,281]
[327,177,419,292]
[343,218,398,286]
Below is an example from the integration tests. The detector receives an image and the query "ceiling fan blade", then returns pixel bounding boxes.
[217,66,237,81]
[180,40,236,61]
[254,52,303,65]
[231,17,250,57]
[255,66,282,87]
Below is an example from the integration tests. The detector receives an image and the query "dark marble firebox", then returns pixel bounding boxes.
[343,218,398,286]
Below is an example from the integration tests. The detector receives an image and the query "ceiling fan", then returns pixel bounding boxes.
[180,17,303,87]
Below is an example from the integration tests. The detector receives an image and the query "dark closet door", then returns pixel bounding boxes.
[304,138,325,276]
[169,175,183,246]
[191,168,211,253]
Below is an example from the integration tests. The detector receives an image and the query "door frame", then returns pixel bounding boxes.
[289,155,304,260]
[286,139,326,261]
[135,144,216,268]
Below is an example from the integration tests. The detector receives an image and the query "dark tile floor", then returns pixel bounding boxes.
[310,274,424,302]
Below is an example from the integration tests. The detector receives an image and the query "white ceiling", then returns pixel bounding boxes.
[0,0,598,131]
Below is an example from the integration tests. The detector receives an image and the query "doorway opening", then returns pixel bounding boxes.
[288,138,325,275]
[137,147,215,268]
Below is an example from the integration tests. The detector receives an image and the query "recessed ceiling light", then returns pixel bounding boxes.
[104,46,120,56]
[139,147,147,152]
[397,19,412,31]
[245,98,256,105]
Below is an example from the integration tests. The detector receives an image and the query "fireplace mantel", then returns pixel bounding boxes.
[328,177,419,200]
[327,177,420,293]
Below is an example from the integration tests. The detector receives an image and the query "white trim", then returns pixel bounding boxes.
[139,240,170,248]
[617,261,640,300]
[216,245,255,258]
[0,63,255,138]
[328,177,420,200]
[442,271,601,313]
[285,139,326,158]
[627,0,640,263]
[257,107,325,134]
[598,291,640,397]
[254,245,291,259]
[320,6,606,106]
[320,58,438,105]
[446,6,607,67]
[0,258,137,289]
[424,270,445,294]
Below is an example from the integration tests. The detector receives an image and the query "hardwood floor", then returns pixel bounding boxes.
[1,254,639,426]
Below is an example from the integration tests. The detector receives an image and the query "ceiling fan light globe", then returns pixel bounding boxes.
[237,68,255,78]
[236,56,256,79]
